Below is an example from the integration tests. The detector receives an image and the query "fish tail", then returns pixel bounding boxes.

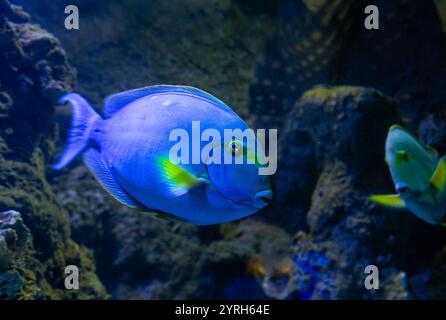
[53,93,101,170]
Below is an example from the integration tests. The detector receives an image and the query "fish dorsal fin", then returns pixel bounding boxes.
[369,194,406,209]
[103,85,233,118]
[157,157,208,197]
[425,145,439,162]
[83,148,145,209]
[430,156,446,193]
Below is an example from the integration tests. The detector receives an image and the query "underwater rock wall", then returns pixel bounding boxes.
[250,0,356,128]
[2,0,446,300]
[0,0,107,299]
[283,87,406,299]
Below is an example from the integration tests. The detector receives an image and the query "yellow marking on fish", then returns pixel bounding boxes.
[369,194,406,209]
[158,158,200,196]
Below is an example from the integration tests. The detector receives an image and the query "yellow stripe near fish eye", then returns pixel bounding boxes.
[225,139,263,166]
[244,148,259,165]
[235,141,260,165]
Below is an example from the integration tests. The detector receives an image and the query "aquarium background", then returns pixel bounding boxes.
[1,0,446,299]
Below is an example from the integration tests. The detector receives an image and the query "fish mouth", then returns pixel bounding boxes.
[254,189,273,207]
[205,165,272,210]
[217,189,273,210]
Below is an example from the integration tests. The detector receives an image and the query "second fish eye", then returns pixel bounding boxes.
[228,140,242,156]
[396,183,409,194]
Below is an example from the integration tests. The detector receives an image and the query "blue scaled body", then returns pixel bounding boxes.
[54,85,272,225]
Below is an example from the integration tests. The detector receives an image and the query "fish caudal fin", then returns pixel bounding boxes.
[53,93,101,170]
[369,194,406,209]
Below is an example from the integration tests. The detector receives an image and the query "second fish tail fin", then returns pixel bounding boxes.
[53,93,101,170]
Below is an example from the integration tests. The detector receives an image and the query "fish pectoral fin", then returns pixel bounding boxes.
[430,156,446,193]
[158,158,207,197]
[83,149,145,209]
[369,194,406,209]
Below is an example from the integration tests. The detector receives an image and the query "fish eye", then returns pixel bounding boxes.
[396,150,410,163]
[398,186,408,193]
[227,140,242,156]
[395,183,409,194]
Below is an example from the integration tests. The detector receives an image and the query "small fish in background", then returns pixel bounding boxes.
[246,256,267,279]
[246,256,297,300]
[53,85,273,225]
[370,125,446,226]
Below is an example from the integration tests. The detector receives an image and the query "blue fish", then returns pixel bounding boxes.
[54,85,273,225]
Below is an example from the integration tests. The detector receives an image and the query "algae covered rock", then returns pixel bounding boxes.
[279,86,402,299]
[0,210,30,269]
[272,86,399,232]
[0,210,35,299]
[0,1,107,299]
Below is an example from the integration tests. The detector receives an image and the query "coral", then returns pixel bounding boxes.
[0,210,36,299]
